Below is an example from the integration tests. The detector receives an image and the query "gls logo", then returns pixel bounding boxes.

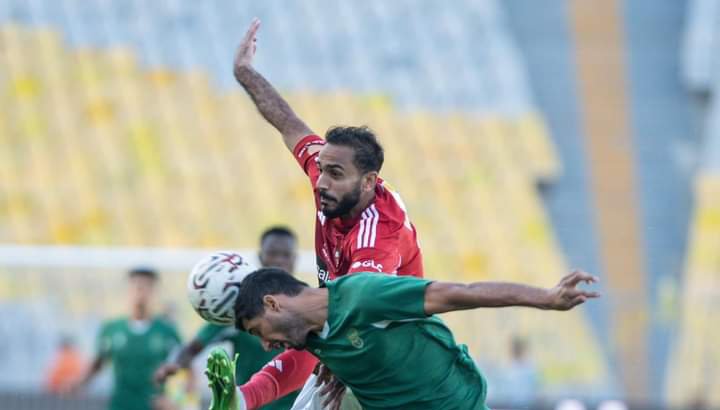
[317,257,330,284]
[351,260,383,272]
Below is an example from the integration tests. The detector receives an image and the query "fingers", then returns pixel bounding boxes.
[564,288,601,300]
[321,381,346,410]
[319,377,337,396]
[562,270,599,288]
[242,17,261,45]
[568,294,588,309]
[315,364,333,387]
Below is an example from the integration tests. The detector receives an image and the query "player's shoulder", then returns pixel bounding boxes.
[153,316,177,330]
[101,317,126,329]
[98,317,126,335]
[152,317,180,334]
[368,181,410,229]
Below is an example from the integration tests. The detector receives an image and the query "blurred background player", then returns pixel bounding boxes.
[231,19,425,410]
[155,226,300,410]
[70,268,184,410]
[485,336,539,408]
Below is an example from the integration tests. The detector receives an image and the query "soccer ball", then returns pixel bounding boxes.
[186,251,256,325]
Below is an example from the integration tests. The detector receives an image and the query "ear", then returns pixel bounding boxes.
[258,251,265,266]
[362,171,378,192]
[262,295,280,312]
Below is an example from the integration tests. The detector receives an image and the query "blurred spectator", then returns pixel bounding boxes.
[491,336,539,408]
[45,335,85,393]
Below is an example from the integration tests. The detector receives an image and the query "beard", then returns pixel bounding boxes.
[274,314,310,350]
[319,185,361,219]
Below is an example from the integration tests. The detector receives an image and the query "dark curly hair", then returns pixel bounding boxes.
[234,268,308,330]
[325,126,384,174]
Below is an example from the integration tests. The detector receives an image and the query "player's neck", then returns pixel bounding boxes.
[341,192,375,221]
[130,306,151,321]
[294,287,329,332]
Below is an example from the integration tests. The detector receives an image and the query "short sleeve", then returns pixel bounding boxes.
[292,134,325,182]
[194,323,228,345]
[331,274,431,323]
[168,323,182,345]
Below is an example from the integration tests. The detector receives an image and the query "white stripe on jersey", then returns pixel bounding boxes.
[357,206,379,249]
[362,209,372,247]
[368,204,379,247]
[357,209,370,249]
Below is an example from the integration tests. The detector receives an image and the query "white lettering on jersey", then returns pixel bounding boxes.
[356,204,379,249]
[317,211,326,226]
[351,260,384,272]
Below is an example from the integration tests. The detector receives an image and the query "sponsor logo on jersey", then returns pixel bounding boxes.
[317,256,330,284]
[347,328,364,349]
[351,260,383,272]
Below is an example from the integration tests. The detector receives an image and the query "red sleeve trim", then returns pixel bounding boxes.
[239,349,318,409]
[292,135,325,174]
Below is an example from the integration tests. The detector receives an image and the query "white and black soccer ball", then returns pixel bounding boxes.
[186,251,256,325]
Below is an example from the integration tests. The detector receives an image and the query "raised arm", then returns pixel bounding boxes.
[424,270,600,315]
[234,18,314,152]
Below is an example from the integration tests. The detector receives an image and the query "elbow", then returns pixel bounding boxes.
[233,65,252,84]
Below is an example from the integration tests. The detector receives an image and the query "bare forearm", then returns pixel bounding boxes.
[234,65,311,149]
[80,356,105,387]
[461,282,551,309]
[425,281,552,315]
[426,271,600,315]
[174,341,204,368]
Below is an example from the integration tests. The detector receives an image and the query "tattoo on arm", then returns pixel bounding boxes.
[235,66,312,149]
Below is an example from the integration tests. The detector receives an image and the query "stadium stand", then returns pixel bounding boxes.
[665,0,720,406]
[0,0,609,402]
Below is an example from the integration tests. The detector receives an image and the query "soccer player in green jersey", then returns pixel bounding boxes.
[72,268,182,410]
[209,268,599,410]
[155,226,301,410]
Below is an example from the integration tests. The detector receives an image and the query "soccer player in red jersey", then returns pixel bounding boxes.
[230,18,424,409]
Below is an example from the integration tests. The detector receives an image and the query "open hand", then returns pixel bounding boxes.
[234,18,260,71]
[545,270,600,310]
[315,364,346,410]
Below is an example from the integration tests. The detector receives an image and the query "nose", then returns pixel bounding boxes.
[316,172,330,191]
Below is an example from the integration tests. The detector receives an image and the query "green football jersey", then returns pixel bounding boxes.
[195,323,299,410]
[97,317,181,410]
[306,273,488,410]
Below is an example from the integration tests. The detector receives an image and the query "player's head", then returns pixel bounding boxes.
[235,268,311,350]
[258,226,298,274]
[316,126,384,218]
[127,267,158,313]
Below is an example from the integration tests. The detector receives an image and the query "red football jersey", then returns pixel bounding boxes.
[293,135,424,283]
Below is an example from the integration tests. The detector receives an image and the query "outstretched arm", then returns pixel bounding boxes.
[154,340,205,384]
[66,354,105,393]
[234,18,314,152]
[424,270,600,315]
